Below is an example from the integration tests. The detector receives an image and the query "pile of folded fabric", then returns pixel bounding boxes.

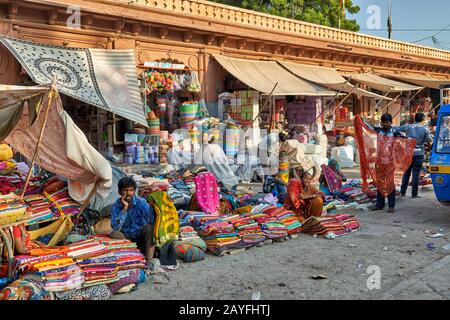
[95,238,146,271]
[0,176,23,195]
[15,248,85,292]
[178,210,214,228]
[301,213,361,239]
[24,194,53,225]
[260,221,288,239]
[45,187,81,217]
[67,239,119,287]
[194,216,242,256]
[334,214,361,233]
[174,226,207,263]
[167,185,191,208]
[223,215,265,247]
[0,193,28,226]
[262,207,302,235]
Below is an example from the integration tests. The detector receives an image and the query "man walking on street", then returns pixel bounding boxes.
[397,112,433,198]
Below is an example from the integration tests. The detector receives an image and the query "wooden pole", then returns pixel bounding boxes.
[309,79,352,127]
[392,87,425,119]
[323,88,357,124]
[375,93,402,116]
[251,82,278,126]
[368,90,391,117]
[20,86,56,198]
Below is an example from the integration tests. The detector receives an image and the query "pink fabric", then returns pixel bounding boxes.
[321,164,342,193]
[195,172,219,214]
[5,93,95,183]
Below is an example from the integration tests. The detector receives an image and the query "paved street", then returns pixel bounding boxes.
[114,176,450,300]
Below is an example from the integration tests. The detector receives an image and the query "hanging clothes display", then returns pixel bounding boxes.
[353,115,416,197]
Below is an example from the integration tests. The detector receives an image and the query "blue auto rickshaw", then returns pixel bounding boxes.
[429,104,450,205]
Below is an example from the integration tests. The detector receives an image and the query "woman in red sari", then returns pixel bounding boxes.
[284,168,325,222]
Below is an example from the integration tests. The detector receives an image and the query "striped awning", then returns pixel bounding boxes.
[0,36,148,126]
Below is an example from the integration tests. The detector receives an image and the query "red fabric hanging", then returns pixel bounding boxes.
[353,115,416,197]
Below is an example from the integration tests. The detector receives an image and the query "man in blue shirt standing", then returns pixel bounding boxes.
[397,112,434,198]
[110,177,156,266]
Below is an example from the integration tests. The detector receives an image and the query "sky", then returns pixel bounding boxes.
[349,0,450,50]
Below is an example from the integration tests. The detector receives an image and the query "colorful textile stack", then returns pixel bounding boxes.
[178,210,216,228]
[174,226,207,263]
[260,221,288,239]
[96,238,146,271]
[14,251,84,292]
[224,127,240,160]
[301,214,361,238]
[0,176,23,194]
[335,214,361,233]
[262,207,302,235]
[67,239,118,287]
[179,226,199,240]
[194,216,242,256]
[24,194,53,225]
[67,239,110,259]
[46,187,81,217]
[76,253,119,287]
[223,215,265,247]
[0,193,28,226]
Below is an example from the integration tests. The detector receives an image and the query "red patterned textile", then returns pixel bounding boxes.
[353,115,416,197]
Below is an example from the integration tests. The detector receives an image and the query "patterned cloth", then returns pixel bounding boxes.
[320,164,343,193]
[354,115,416,197]
[194,172,219,214]
[0,278,54,300]
[147,191,180,248]
[0,36,147,126]
[56,284,112,300]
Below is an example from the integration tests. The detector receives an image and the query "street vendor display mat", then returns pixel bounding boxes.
[0,36,147,126]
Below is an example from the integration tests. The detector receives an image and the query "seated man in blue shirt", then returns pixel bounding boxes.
[397,112,434,198]
[110,177,156,266]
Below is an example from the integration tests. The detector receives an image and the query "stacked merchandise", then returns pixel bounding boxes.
[96,238,146,271]
[301,214,361,239]
[45,187,81,217]
[260,221,289,239]
[0,176,24,195]
[178,226,200,241]
[224,125,240,162]
[180,102,199,128]
[167,185,191,208]
[67,239,119,287]
[15,249,85,292]
[178,210,214,228]
[226,90,259,126]
[335,214,361,233]
[174,226,207,263]
[286,96,322,128]
[223,215,265,247]
[24,194,53,225]
[193,216,242,256]
[262,207,302,235]
[0,193,28,226]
